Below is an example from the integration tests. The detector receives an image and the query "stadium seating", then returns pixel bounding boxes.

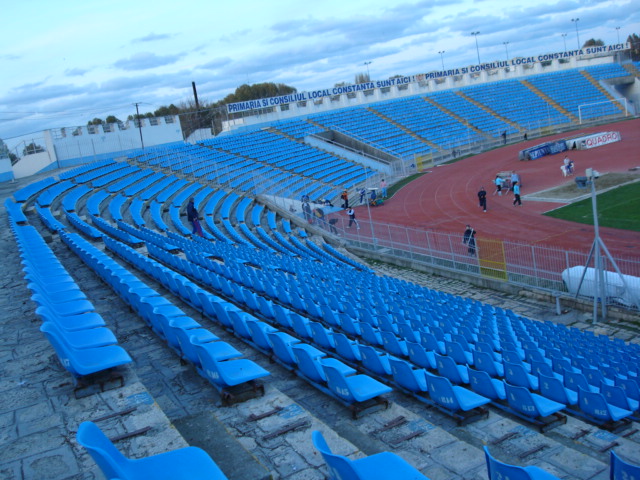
[77,421,229,480]
[312,430,429,480]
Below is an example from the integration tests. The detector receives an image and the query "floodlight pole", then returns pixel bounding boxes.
[589,173,607,322]
[573,170,640,323]
[134,102,145,151]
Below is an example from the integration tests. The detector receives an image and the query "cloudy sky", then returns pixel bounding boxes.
[1,0,638,141]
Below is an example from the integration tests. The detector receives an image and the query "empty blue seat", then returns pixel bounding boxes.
[538,372,577,406]
[389,358,429,393]
[290,313,313,339]
[321,358,392,404]
[505,383,565,419]
[578,387,633,423]
[195,343,270,389]
[246,319,277,352]
[36,306,107,331]
[360,323,383,346]
[333,333,362,362]
[40,323,132,381]
[445,341,474,366]
[468,368,506,401]
[380,331,409,357]
[267,331,301,368]
[419,331,445,355]
[77,421,229,480]
[176,329,241,366]
[310,322,335,349]
[312,430,429,480]
[359,345,393,376]
[564,370,598,393]
[484,446,560,480]
[428,374,490,412]
[600,384,639,417]
[40,321,117,349]
[292,344,328,383]
[610,450,640,480]
[504,361,539,391]
[473,350,504,378]
[435,353,469,384]
[406,341,436,370]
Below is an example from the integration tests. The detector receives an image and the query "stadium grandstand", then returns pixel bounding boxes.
[1,45,640,479]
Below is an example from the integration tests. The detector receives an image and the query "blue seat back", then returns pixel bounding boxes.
[312,430,362,480]
[611,450,640,480]
[428,375,462,411]
[484,446,535,480]
[76,422,128,479]
[322,362,356,403]
[389,358,427,392]
[504,383,539,418]
[359,345,391,376]
[469,368,503,401]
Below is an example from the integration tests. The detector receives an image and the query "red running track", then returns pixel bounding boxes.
[351,118,640,259]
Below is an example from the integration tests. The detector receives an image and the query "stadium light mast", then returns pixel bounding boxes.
[363,61,372,81]
[572,169,639,323]
[503,42,510,63]
[471,32,481,64]
[133,102,145,151]
[571,18,580,49]
[616,26,620,44]
[438,51,445,70]
[561,33,568,52]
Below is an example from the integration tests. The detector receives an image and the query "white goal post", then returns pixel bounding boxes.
[578,98,628,124]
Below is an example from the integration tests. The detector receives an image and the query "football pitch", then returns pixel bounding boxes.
[544,181,640,232]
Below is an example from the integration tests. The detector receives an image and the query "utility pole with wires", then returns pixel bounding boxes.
[133,102,145,151]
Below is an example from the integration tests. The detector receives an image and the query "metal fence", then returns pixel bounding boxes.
[318,215,640,311]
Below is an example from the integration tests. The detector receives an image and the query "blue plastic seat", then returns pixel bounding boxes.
[600,384,639,415]
[39,323,132,379]
[310,322,335,349]
[406,341,436,370]
[246,319,277,352]
[36,306,107,331]
[564,370,599,393]
[290,313,313,339]
[40,321,117,349]
[445,341,474,366]
[504,383,565,419]
[360,323,383,346]
[176,330,241,366]
[321,358,392,404]
[484,446,560,480]
[267,331,301,368]
[359,345,393,376]
[389,358,429,393]
[333,333,362,362]
[538,372,577,406]
[435,353,469,384]
[292,344,328,383]
[428,374,490,412]
[77,421,229,480]
[504,361,539,391]
[468,368,506,401]
[312,430,429,480]
[473,350,505,378]
[610,450,640,480]
[615,376,640,402]
[195,343,270,388]
[380,331,408,357]
[577,387,633,423]
[419,331,446,355]
[339,313,362,336]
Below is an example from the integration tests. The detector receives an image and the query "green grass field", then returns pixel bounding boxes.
[544,182,640,232]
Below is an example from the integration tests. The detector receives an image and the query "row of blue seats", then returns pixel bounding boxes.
[7,217,131,386]
[144,242,394,415]
[62,229,270,398]
[78,419,640,480]
[148,237,497,421]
